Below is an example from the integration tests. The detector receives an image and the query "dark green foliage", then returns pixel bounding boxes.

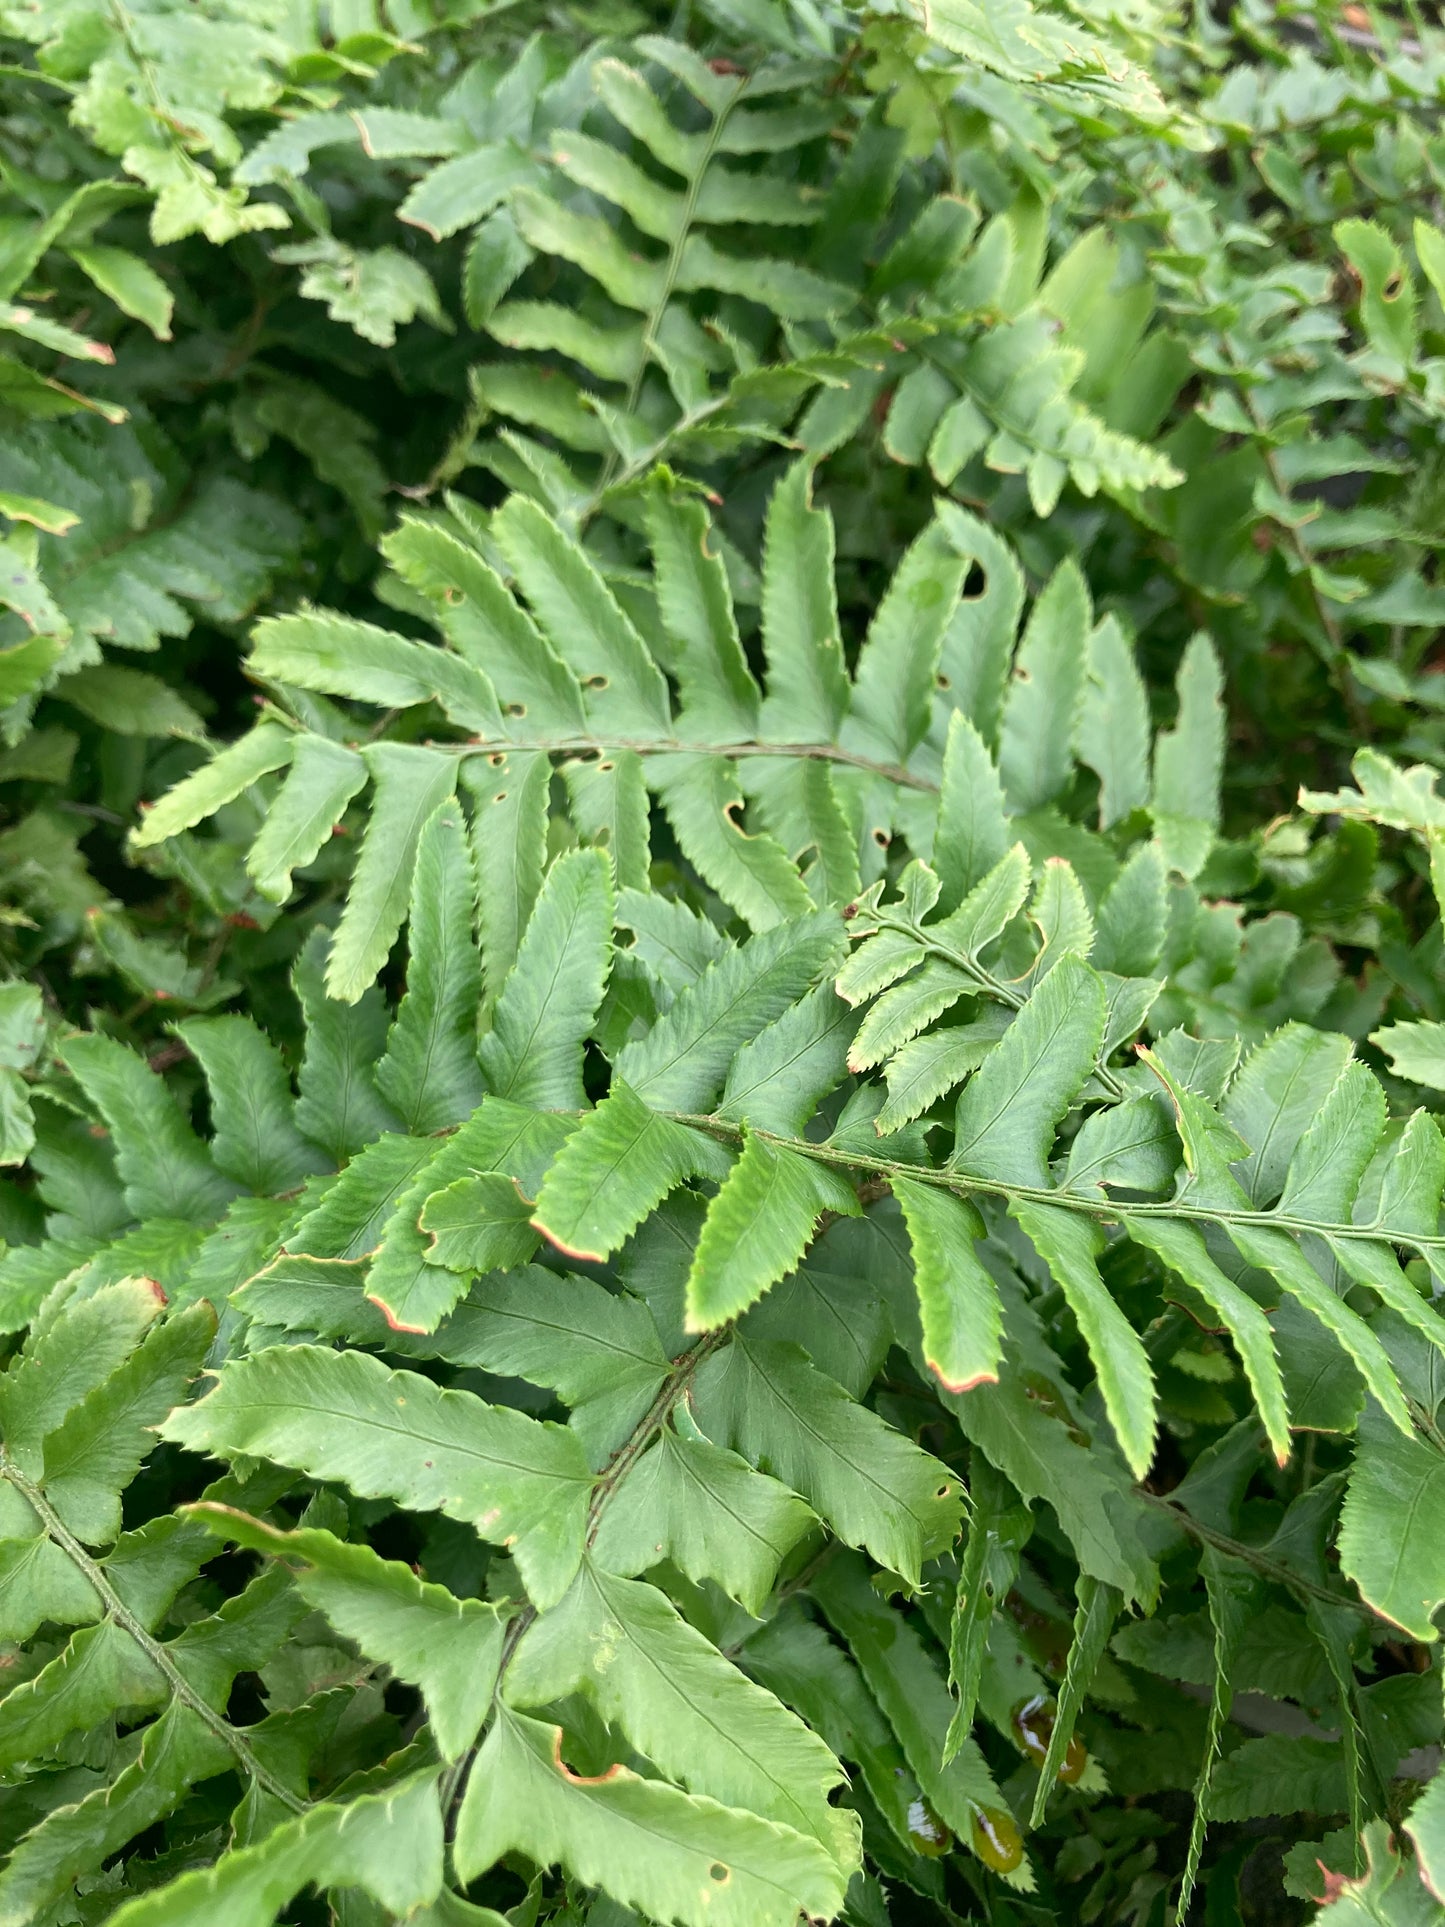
[7,1,1445,1923]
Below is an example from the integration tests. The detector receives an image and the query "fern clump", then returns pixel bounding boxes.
[7,0,1445,1923]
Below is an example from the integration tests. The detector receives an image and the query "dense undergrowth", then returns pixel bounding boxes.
[6,0,1445,1921]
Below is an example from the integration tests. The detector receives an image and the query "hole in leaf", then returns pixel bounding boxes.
[872,828,890,847]
[583,673,609,689]
[493,792,508,804]
[709,1864,729,1884]
[504,702,527,717]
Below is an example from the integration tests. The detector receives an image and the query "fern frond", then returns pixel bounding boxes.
[133,479,1226,1001]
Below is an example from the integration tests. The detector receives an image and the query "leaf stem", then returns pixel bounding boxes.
[449,732,939,792]
[1136,1491,1376,1617]
[655,1110,1445,1256]
[875,912,1129,1100]
[594,72,750,499]
[441,1330,727,1830]
[259,699,942,792]
[0,1453,308,1813]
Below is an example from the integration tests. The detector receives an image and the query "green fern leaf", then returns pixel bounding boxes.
[759,465,850,744]
[506,1557,855,1865]
[891,1175,1003,1394]
[531,1081,731,1263]
[176,1015,325,1195]
[374,800,485,1133]
[715,984,854,1135]
[618,912,843,1111]
[384,519,587,732]
[293,932,403,1162]
[998,559,1090,813]
[1123,1216,1291,1465]
[250,608,504,736]
[491,495,671,734]
[1008,1199,1156,1479]
[327,746,460,1004]
[846,519,968,765]
[454,1705,847,1927]
[936,710,1011,910]
[1077,614,1150,829]
[106,1771,446,1927]
[686,1129,860,1329]
[650,753,814,930]
[130,723,294,852]
[813,1554,1013,1875]
[950,955,1106,1186]
[246,734,367,906]
[644,480,761,737]
[690,1332,962,1585]
[591,1421,816,1615]
[420,1173,541,1275]
[38,1302,214,1543]
[427,1267,669,1460]
[1152,633,1224,878]
[477,846,614,1108]
[0,1276,165,1468]
[161,1345,591,1608]
[58,1034,239,1223]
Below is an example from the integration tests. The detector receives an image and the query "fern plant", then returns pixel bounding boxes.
[383,34,1181,523]
[3,501,1445,1918]
[12,2,1445,1923]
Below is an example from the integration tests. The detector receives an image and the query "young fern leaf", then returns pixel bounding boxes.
[127,481,1023,993]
